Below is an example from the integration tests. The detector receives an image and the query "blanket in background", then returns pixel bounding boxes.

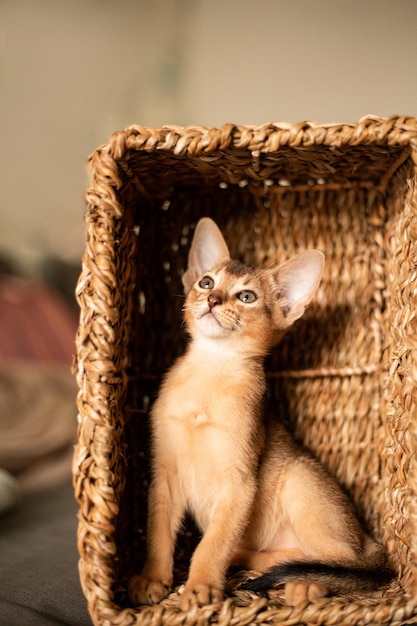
[0,274,78,492]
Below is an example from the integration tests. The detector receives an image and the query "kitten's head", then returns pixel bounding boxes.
[182,218,324,354]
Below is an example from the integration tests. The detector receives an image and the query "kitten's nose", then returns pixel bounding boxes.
[208,292,223,309]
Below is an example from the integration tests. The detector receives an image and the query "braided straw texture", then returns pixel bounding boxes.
[74,115,417,625]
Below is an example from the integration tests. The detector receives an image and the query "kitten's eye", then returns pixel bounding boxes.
[237,290,257,303]
[198,276,214,289]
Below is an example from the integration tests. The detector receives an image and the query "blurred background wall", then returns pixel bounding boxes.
[1,0,417,264]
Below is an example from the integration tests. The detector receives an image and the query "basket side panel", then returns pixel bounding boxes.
[74,163,138,617]
[382,170,417,591]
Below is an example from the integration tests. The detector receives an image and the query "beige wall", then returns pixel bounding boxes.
[181,0,417,126]
[0,0,186,262]
[1,0,416,262]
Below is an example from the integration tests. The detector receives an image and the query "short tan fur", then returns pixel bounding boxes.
[128,217,391,610]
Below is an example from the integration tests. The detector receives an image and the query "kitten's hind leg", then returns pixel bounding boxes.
[235,550,329,605]
[284,580,328,605]
[232,547,305,571]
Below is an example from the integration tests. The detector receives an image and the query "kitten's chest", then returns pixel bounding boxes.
[153,374,235,512]
[152,356,259,461]
[156,355,249,422]
[154,373,232,451]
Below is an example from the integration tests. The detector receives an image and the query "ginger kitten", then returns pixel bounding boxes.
[128,217,392,610]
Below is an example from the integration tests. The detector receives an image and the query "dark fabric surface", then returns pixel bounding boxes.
[0,479,92,626]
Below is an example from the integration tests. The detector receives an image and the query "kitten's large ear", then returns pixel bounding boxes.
[182,218,230,293]
[270,250,324,326]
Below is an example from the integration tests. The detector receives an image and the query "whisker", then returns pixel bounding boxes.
[236,317,246,329]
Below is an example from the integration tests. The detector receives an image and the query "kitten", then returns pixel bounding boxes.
[128,217,392,610]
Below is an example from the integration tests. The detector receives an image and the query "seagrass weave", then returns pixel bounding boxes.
[74,115,417,626]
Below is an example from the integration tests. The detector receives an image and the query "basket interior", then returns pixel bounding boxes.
[107,139,415,596]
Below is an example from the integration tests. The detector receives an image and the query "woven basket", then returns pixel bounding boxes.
[74,115,417,626]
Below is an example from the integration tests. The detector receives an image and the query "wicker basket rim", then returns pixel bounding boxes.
[98,114,417,159]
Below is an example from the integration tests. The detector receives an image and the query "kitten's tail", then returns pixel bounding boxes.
[241,560,394,596]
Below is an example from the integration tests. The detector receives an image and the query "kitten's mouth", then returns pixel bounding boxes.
[198,309,223,328]
[200,309,221,326]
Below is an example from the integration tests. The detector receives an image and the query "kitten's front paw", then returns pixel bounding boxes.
[180,583,223,610]
[284,580,328,606]
[128,574,171,605]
